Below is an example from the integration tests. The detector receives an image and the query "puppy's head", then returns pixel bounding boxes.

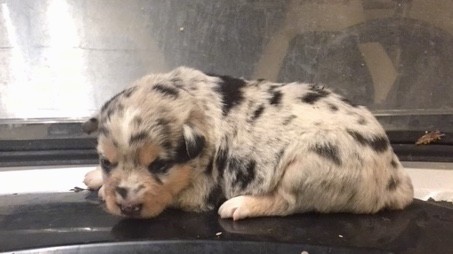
[85,79,207,218]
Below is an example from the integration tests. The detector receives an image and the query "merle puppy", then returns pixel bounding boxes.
[83,67,413,220]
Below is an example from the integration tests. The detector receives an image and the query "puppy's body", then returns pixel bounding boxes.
[84,67,413,220]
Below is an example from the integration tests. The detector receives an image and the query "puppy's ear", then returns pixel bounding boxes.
[175,124,206,162]
[82,117,99,134]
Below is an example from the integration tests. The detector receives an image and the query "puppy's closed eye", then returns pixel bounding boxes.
[100,157,115,173]
[148,159,173,174]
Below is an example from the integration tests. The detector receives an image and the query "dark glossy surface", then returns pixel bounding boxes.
[0,192,452,253]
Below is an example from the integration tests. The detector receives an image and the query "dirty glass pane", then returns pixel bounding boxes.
[0,0,452,134]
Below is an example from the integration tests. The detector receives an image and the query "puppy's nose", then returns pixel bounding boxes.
[115,186,129,199]
[119,203,143,217]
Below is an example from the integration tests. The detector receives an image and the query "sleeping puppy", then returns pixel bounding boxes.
[82,67,414,220]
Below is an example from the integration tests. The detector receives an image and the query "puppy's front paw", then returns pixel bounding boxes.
[83,167,103,190]
[218,196,249,221]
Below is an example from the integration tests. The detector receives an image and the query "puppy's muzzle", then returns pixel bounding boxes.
[115,186,143,217]
[118,203,143,217]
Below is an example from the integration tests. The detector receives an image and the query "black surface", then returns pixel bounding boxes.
[0,192,452,253]
[6,241,389,254]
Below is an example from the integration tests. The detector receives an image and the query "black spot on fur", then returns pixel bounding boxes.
[115,187,128,199]
[152,84,179,98]
[275,148,285,166]
[170,77,184,89]
[106,107,115,120]
[174,132,205,163]
[283,115,297,125]
[357,117,367,125]
[387,177,400,191]
[312,143,341,166]
[171,78,182,83]
[206,185,226,209]
[211,74,246,115]
[369,136,390,152]
[391,159,398,168]
[100,157,115,173]
[346,129,389,153]
[301,88,330,104]
[133,116,143,126]
[327,103,338,112]
[340,97,358,107]
[346,129,368,145]
[204,158,214,176]
[269,91,283,106]
[250,105,265,122]
[161,141,172,150]
[230,158,256,190]
[155,118,170,128]
[101,90,124,112]
[300,85,330,104]
[123,86,137,98]
[215,143,229,178]
[301,93,322,104]
[152,118,173,150]
[116,103,124,115]
[319,180,332,191]
[98,126,110,137]
[129,131,148,145]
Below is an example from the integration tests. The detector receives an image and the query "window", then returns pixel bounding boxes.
[1,0,452,166]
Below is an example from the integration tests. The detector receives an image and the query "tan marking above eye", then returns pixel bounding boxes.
[98,137,119,163]
[138,143,162,166]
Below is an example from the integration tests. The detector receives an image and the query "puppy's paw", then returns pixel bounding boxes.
[218,196,250,221]
[83,167,103,190]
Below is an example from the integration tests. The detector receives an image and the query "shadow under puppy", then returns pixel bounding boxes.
[82,67,413,220]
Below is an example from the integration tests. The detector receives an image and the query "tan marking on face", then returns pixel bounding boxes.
[97,136,119,163]
[138,143,162,166]
[140,164,193,218]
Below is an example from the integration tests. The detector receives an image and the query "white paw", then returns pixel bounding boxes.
[98,185,105,200]
[218,196,249,221]
[83,167,103,190]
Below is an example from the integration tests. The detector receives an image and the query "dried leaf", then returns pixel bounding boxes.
[415,130,445,145]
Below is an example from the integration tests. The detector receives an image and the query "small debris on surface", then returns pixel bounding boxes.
[215,232,222,237]
[70,186,86,193]
[301,251,309,254]
[179,27,184,31]
[338,234,344,238]
[415,130,445,145]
